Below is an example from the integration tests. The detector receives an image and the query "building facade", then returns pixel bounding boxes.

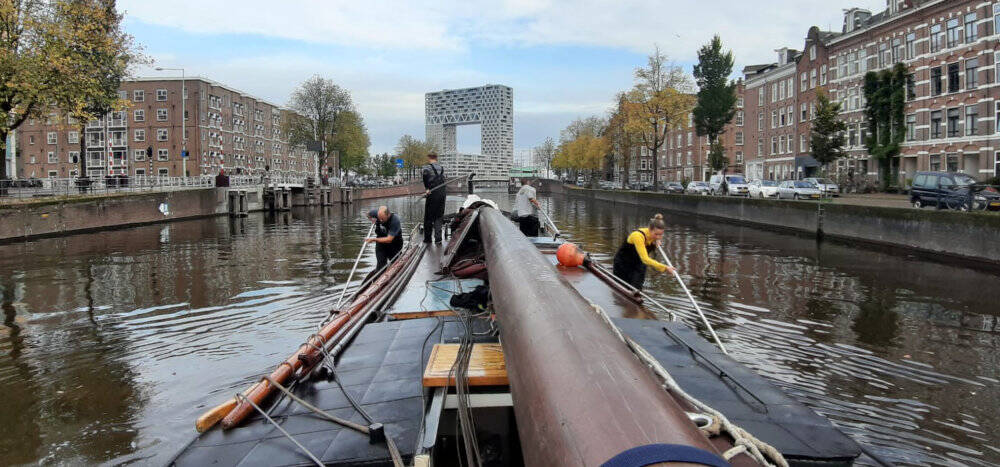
[658,82,746,183]
[425,85,514,181]
[828,0,1000,183]
[14,77,318,180]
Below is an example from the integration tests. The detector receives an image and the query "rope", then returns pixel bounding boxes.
[585,301,787,467]
[235,393,324,467]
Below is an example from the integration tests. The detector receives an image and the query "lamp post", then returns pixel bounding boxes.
[156,67,186,179]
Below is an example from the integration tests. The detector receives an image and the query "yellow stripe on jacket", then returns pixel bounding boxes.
[628,228,667,272]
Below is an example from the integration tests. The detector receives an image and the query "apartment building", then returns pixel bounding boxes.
[14,77,318,180]
[658,83,746,183]
[828,0,1000,182]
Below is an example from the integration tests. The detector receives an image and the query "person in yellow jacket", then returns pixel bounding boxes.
[612,213,675,290]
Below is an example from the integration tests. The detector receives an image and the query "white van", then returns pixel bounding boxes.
[708,174,750,197]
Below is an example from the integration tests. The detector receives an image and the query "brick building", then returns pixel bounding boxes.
[828,0,1000,183]
[14,77,318,180]
[659,82,746,183]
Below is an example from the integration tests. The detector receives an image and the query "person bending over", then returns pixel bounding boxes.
[612,213,675,290]
[366,205,404,271]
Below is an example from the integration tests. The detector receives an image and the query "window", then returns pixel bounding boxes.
[810,102,816,120]
[787,106,795,126]
[906,114,916,141]
[931,110,943,138]
[758,138,764,156]
[46,132,57,144]
[135,168,146,176]
[758,88,765,105]
[966,58,978,89]
[779,135,786,153]
[995,151,1000,176]
[735,131,744,145]
[68,151,79,164]
[48,170,57,178]
[758,112,764,131]
[28,135,35,145]
[891,38,902,64]
[931,67,943,95]
[687,132,692,145]
[735,151,743,164]
[906,33,916,60]
[930,154,941,171]
[134,149,145,161]
[996,3,1000,39]
[156,89,167,101]
[158,168,169,176]
[966,105,979,136]
[947,63,960,93]
[134,109,144,122]
[134,129,145,142]
[134,90,144,102]
[772,110,778,128]
[737,97,744,108]
[965,13,978,43]
[801,72,807,92]
[930,24,944,52]
[906,74,916,100]
[780,110,786,126]
[156,108,168,121]
[820,65,827,85]
[810,69,817,88]
[771,137,777,155]
[779,81,786,100]
[946,154,959,172]
[947,18,961,48]
[787,78,794,98]
[735,111,743,126]
[47,151,57,163]
[996,101,1000,134]
[801,103,807,121]
[848,126,857,147]
[157,148,169,161]
[157,128,168,141]
[947,107,960,137]
[799,134,806,152]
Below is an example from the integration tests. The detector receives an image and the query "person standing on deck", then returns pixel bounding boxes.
[366,205,404,271]
[422,152,446,243]
[513,178,541,237]
[612,213,675,290]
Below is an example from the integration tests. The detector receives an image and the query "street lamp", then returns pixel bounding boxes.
[155,67,187,179]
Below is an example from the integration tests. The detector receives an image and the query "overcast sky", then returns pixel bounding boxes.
[120,0,886,155]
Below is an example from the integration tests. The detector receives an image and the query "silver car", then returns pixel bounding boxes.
[685,181,711,195]
[803,177,839,196]
[777,180,823,200]
[748,179,780,198]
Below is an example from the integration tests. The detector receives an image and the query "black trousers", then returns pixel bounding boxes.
[516,215,540,237]
[613,261,646,290]
[423,193,445,243]
[375,240,403,271]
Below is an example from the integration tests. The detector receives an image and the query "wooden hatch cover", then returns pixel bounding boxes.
[422,343,508,387]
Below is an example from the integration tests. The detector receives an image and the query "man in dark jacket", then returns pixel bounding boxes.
[421,152,446,243]
[366,205,404,271]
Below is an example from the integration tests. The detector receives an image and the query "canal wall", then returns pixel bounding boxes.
[0,182,426,242]
[565,186,1000,265]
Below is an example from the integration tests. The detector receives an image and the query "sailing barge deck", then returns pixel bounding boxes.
[172,199,861,467]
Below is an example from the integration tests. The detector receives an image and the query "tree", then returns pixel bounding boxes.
[286,76,354,176]
[329,109,370,174]
[810,90,847,171]
[607,93,642,187]
[863,63,907,190]
[533,137,557,178]
[370,153,397,178]
[555,116,605,181]
[395,135,436,179]
[0,0,140,179]
[624,46,695,188]
[693,35,738,175]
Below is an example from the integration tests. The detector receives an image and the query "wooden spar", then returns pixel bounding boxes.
[583,256,643,303]
[217,242,423,430]
[478,207,723,465]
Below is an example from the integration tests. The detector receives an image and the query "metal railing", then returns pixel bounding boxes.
[0,174,314,204]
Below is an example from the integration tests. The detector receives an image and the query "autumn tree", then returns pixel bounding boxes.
[0,0,140,180]
[555,116,605,182]
[607,93,642,187]
[624,46,695,188]
[693,35,738,175]
[395,135,436,179]
[286,76,354,176]
[810,90,847,172]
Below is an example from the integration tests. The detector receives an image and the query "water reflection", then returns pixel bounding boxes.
[0,192,996,465]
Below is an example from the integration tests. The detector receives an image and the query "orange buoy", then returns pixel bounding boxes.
[556,242,585,267]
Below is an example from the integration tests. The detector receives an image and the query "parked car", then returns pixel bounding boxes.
[709,174,750,196]
[685,181,711,195]
[748,179,780,198]
[777,180,823,200]
[803,177,840,196]
[663,182,684,194]
[910,171,1000,211]
[632,181,654,191]
[598,180,615,190]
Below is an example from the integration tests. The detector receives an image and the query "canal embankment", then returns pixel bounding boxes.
[0,182,425,242]
[565,186,1000,265]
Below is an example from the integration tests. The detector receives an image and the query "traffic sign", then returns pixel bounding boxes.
[395,158,404,168]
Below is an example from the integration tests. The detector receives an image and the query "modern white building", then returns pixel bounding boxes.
[425,85,513,181]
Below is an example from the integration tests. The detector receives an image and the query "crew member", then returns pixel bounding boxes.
[513,178,541,236]
[366,205,404,271]
[612,213,675,290]
[422,152,446,243]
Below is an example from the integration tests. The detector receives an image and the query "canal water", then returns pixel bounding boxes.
[0,193,996,465]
